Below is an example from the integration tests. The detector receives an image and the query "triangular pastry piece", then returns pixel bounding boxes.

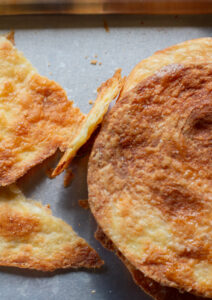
[0,35,84,186]
[0,185,103,271]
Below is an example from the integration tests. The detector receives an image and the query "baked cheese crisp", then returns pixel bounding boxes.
[0,185,103,271]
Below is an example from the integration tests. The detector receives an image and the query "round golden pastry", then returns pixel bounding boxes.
[88,62,212,297]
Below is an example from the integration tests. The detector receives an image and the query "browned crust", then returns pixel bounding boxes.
[0,240,103,271]
[95,227,205,300]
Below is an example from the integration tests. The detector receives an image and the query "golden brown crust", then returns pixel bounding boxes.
[122,37,212,96]
[95,227,205,300]
[88,63,212,297]
[0,185,103,271]
[0,36,84,186]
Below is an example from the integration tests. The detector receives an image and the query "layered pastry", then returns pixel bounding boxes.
[88,38,212,299]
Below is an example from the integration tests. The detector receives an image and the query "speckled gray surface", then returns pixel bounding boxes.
[0,14,211,300]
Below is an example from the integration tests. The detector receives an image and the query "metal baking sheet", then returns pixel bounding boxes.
[0,14,211,300]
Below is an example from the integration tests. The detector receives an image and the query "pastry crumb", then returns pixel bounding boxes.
[63,168,74,187]
[6,31,15,44]
[89,100,94,105]
[99,62,102,65]
[90,59,97,65]
[46,168,54,179]
[78,199,89,209]
[103,20,110,32]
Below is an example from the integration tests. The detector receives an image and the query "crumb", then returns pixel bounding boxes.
[46,204,51,209]
[94,54,98,58]
[103,20,110,32]
[91,290,96,294]
[89,100,94,105]
[99,62,102,66]
[6,31,15,44]
[46,167,54,179]
[90,59,97,65]
[78,199,89,209]
[63,169,74,187]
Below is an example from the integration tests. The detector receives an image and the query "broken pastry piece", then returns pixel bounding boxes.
[52,69,123,177]
[0,35,123,184]
[0,185,103,271]
[0,35,84,186]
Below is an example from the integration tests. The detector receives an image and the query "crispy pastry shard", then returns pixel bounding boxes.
[0,36,84,186]
[0,185,103,271]
[52,69,123,177]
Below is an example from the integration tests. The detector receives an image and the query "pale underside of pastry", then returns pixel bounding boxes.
[88,38,212,298]
[0,185,103,271]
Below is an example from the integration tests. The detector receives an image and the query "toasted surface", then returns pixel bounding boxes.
[0,36,84,186]
[52,69,123,177]
[88,63,212,297]
[0,185,103,271]
[122,37,212,95]
[95,227,205,300]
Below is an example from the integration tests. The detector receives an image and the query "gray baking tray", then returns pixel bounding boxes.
[0,14,211,300]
